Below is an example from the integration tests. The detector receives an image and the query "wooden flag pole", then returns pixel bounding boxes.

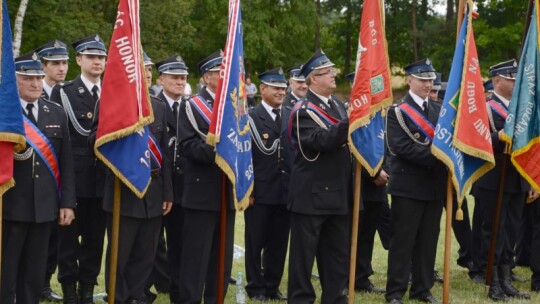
[440,2,466,302]
[217,173,227,304]
[442,172,453,304]
[108,177,122,304]
[348,162,362,304]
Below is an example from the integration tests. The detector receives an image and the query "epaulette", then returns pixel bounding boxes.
[59,80,74,88]
[42,98,65,109]
[150,94,163,102]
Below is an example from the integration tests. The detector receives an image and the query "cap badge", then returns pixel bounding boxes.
[32,52,38,61]
[95,35,100,42]
[54,40,61,48]
[426,59,431,65]
[176,56,183,62]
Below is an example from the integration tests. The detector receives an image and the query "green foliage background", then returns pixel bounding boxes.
[7,0,528,85]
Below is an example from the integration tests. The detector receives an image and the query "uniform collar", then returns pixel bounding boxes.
[80,74,101,95]
[493,92,510,108]
[261,100,280,120]
[408,90,428,109]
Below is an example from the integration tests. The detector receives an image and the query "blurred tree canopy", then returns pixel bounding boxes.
[7,0,528,84]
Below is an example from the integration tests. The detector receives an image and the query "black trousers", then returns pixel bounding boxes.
[288,212,349,304]
[57,197,107,285]
[105,214,162,302]
[377,200,392,250]
[178,208,235,304]
[144,225,170,294]
[244,204,290,297]
[530,199,540,288]
[450,196,472,266]
[385,196,443,301]
[355,200,385,287]
[45,225,59,284]
[164,204,184,301]
[516,202,534,267]
[1,220,53,303]
[473,189,525,272]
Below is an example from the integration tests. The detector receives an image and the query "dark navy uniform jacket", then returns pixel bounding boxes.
[249,103,291,204]
[386,94,447,201]
[288,90,352,215]
[50,75,105,198]
[176,88,234,211]
[472,95,529,194]
[4,98,77,222]
[157,91,186,204]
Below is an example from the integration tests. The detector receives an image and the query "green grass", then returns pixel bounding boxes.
[46,197,538,303]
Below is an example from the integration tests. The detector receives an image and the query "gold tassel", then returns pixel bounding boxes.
[455,208,464,221]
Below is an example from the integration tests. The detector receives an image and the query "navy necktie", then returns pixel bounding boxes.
[26,103,37,124]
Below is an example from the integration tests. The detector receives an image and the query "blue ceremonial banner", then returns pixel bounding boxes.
[350,111,385,173]
[432,0,494,219]
[207,0,253,211]
[0,0,26,195]
[502,1,540,192]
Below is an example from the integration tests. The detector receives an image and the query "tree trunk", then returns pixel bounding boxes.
[446,0,454,23]
[412,0,418,61]
[314,0,321,50]
[344,0,353,75]
[13,0,30,57]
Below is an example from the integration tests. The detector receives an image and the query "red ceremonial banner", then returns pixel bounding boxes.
[453,16,493,161]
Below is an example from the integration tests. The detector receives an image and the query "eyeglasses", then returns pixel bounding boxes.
[313,68,338,77]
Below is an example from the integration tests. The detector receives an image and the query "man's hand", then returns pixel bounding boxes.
[163,201,173,215]
[528,188,539,201]
[249,196,255,206]
[58,208,75,226]
[374,169,390,186]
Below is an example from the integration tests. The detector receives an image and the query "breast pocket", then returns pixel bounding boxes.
[151,123,164,140]
[73,109,94,128]
[43,127,64,154]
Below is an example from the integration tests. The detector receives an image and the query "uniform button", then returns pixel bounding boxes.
[196,178,200,182]
[35,161,40,165]
[35,174,39,178]
[325,186,329,190]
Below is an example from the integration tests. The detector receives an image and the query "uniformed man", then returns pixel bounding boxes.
[529,197,540,292]
[484,79,494,100]
[36,40,69,100]
[50,34,108,303]
[283,64,308,108]
[287,49,351,304]
[245,67,290,302]
[1,52,76,303]
[345,71,388,294]
[385,59,447,304]
[142,51,172,301]
[176,50,236,303]
[429,72,442,102]
[34,39,70,303]
[89,96,173,303]
[154,54,189,304]
[471,59,533,301]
